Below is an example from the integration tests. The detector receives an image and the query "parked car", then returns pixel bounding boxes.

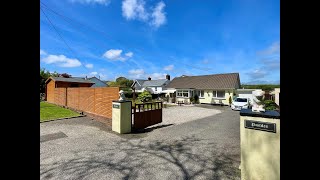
[231,97,251,110]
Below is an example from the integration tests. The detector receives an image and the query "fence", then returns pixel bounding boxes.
[48,87,119,119]
[132,102,163,129]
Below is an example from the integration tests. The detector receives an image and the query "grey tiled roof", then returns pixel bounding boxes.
[166,73,240,89]
[142,79,169,87]
[133,79,168,87]
[50,77,95,84]
[136,80,146,86]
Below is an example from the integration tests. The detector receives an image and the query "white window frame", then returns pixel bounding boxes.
[176,90,190,98]
[212,90,225,98]
[198,90,205,98]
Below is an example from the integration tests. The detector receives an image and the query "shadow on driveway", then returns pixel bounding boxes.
[40,135,240,179]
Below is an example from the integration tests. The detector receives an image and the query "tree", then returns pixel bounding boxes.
[240,84,280,91]
[116,77,127,83]
[138,91,152,103]
[40,68,52,93]
[59,73,72,78]
[108,81,120,87]
[40,68,51,79]
[39,68,63,93]
[108,77,134,88]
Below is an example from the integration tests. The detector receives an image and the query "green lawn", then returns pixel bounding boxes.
[40,102,80,122]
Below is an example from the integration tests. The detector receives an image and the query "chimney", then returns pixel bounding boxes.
[166,74,170,80]
[148,77,151,80]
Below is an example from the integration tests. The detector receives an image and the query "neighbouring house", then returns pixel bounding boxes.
[45,77,95,102]
[83,76,108,87]
[165,73,241,105]
[131,75,171,94]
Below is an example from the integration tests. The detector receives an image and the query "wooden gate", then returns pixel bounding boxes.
[132,102,163,129]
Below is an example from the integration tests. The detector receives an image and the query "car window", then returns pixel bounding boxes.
[235,98,247,102]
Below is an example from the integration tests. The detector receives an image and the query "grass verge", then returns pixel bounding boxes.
[40,102,80,122]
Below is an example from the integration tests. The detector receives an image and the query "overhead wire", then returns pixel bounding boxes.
[40,1,214,74]
[40,6,90,73]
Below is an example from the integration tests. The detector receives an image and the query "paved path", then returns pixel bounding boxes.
[40,105,241,180]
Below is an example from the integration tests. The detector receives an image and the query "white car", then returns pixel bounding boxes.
[231,97,251,110]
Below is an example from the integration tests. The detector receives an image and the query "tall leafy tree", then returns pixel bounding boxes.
[39,68,61,93]
[109,77,134,88]
[59,73,72,78]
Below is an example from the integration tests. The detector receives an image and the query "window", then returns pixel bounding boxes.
[234,98,248,102]
[217,91,225,98]
[198,90,204,98]
[212,90,225,98]
[155,87,157,91]
[177,90,189,98]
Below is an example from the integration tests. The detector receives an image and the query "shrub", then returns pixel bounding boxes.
[190,97,195,103]
[40,93,45,102]
[263,100,278,110]
[127,92,141,99]
[138,91,152,103]
[193,94,199,104]
[229,96,232,106]
[124,91,132,98]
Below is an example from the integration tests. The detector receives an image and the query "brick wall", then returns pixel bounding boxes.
[48,87,119,119]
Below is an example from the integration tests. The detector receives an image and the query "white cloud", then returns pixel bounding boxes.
[125,52,133,57]
[102,49,133,61]
[129,69,144,75]
[90,72,98,75]
[85,63,94,68]
[164,64,174,71]
[148,72,166,80]
[128,69,145,79]
[150,1,166,28]
[103,49,125,61]
[98,73,107,79]
[40,49,47,56]
[122,0,166,28]
[257,42,280,56]
[41,55,82,68]
[261,59,280,70]
[69,0,110,5]
[246,69,268,79]
[202,59,209,64]
[122,0,148,21]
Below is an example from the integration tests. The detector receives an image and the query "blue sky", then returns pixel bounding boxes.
[40,0,280,84]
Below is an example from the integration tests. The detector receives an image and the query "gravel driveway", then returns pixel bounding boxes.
[160,105,222,126]
[40,105,240,180]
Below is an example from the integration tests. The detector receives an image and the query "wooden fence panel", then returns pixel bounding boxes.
[49,87,119,119]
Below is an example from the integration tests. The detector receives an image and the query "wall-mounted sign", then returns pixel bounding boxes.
[113,104,120,109]
[245,120,276,133]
